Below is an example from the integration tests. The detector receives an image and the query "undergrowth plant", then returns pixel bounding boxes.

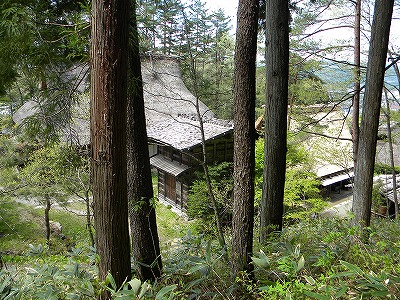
[2,204,400,299]
[250,217,400,299]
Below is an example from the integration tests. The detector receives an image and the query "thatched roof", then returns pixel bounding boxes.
[13,55,232,149]
[141,55,214,127]
[141,55,232,149]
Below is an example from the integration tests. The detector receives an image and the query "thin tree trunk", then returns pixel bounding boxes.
[389,49,400,87]
[45,197,51,242]
[90,0,132,295]
[260,0,290,242]
[352,0,394,230]
[85,191,95,247]
[127,0,162,281]
[384,88,398,218]
[182,9,226,248]
[287,74,297,130]
[231,0,259,278]
[352,0,361,168]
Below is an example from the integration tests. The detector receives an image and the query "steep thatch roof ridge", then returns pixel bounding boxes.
[141,55,214,127]
[13,55,231,149]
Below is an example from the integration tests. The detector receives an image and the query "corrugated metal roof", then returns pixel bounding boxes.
[321,171,354,187]
[150,154,190,176]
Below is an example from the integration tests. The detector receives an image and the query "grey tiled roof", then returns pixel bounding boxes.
[147,114,233,150]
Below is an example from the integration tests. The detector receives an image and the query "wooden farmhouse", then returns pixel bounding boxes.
[141,55,233,210]
[12,54,234,211]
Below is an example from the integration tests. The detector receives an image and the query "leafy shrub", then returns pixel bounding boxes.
[0,246,98,299]
[255,138,327,223]
[250,217,400,299]
[161,231,231,299]
[187,162,233,236]
[374,163,400,175]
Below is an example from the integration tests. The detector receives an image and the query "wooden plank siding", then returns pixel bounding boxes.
[155,132,233,211]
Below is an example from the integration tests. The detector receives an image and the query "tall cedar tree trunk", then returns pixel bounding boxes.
[260,0,290,242]
[90,0,131,294]
[384,89,399,218]
[231,0,259,277]
[352,0,361,168]
[127,0,162,281]
[352,0,394,229]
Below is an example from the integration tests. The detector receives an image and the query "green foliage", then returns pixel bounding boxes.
[161,231,230,299]
[284,169,326,222]
[3,203,400,299]
[374,163,400,175]
[250,217,400,299]
[290,77,329,105]
[1,142,90,208]
[255,138,326,222]
[187,162,233,236]
[0,247,98,299]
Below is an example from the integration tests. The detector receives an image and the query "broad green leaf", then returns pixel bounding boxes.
[296,255,305,272]
[303,291,330,300]
[330,271,355,279]
[187,264,207,275]
[105,272,117,291]
[251,250,270,268]
[370,290,390,297]
[340,261,364,276]
[185,278,205,290]
[138,282,150,299]
[128,278,142,295]
[303,275,316,285]
[155,284,177,300]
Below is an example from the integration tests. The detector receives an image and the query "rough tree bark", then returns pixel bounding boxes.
[127,0,162,281]
[90,0,131,295]
[352,0,394,229]
[352,0,361,168]
[260,0,290,242]
[231,0,259,277]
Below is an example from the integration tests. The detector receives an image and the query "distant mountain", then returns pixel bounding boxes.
[317,63,398,88]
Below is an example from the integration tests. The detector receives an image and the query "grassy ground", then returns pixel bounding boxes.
[0,194,193,259]
[0,200,47,253]
[155,202,195,247]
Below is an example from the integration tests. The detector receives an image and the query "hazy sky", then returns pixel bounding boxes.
[201,1,399,51]
[203,0,238,32]
[204,0,238,18]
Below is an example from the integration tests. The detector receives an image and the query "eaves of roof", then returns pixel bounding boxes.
[150,154,190,176]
